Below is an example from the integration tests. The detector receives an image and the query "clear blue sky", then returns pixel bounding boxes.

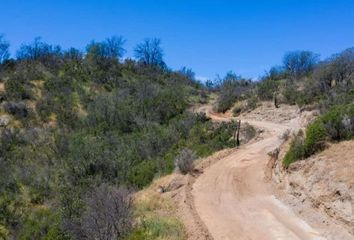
[1,0,354,80]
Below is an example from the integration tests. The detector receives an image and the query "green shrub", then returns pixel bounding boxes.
[4,78,33,101]
[128,218,185,240]
[19,208,67,240]
[246,96,259,111]
[283,104,354,167]
[320,104,354,141]
[0,225,9,240]
[283,132,305,167]
[303,120,326,156]
[214,73,253,112]
[257,78,279,100]
[127,161,157,188]
[232,104,242,116]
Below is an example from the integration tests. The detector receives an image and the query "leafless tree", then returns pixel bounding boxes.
[134,38,165,67]
[0,34,10,64]
[81,184,133,240]
[105,36,126,60]
[86,36,126,61]
[313,47,354,92]
[283,50,319,79]
[16,37,62,61]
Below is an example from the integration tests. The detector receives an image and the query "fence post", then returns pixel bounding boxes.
[236,120,241,147]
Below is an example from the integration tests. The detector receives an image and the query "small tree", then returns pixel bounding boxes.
[175,148,197,174]
[105,36,126,60]
[86,36,126,61]
[0,34,10,64]
[16,37,62,61]
[283,50,319,79]
[134,38,165,67]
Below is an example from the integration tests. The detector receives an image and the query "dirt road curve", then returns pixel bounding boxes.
[192,105,326,240]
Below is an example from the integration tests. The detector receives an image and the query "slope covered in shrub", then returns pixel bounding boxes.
[0,37,235,239]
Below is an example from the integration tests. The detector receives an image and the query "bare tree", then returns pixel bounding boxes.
[16,37,62,61]
[313,47,354,92]
[283,50,319,79]
[86,36,126,62]
[134,38,165,67]
[105,36,126,60]
[81,184,133,240]
[0,34,10,64]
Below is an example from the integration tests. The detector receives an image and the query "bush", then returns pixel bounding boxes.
[19,208,67,240]
[284,104,354,167]
[232,103,242,116]
[283,122,326,167]
[257,78,279,101]
[129,218,185,240]
[283,131,305,167]
[174,148,196,174]
[79,184,133,240]
[4,78,33,101]
[246,95,259,111]
[282,82,298,105]
[0,225,9,240]
[127,161,157,189]
[214,72,252,112]
[3,102,29,118]
[303,120,326,156]
[320,104,354,141]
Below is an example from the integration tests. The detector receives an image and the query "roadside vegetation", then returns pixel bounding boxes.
[128,176,186,240]
[1,30,353,238]
[207,47,354,168]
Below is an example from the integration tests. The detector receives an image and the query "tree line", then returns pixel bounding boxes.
[0,34,166,68]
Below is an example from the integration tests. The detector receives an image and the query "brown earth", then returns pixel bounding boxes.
[177,103,353,240]
[277,140,354,238]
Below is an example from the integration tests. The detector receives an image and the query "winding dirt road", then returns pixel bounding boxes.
[190,105,327,240]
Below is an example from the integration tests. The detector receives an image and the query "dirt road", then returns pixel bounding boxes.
[189,105,329,240]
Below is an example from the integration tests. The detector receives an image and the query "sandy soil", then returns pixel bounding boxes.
[278,140,354,239]
[0,82,4,92]
[178,103,354,240]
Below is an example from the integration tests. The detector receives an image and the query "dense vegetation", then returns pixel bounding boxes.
[284,103,354,167]
[282,48,354,166]
[1,30,353,238]
[258,48,354,167]
[0,35,236,239]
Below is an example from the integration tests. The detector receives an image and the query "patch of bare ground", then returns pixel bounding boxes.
[239,101,299,124]
[184,103,353,239]
[141,103,353,240]
[177,148,238,240]
[0,82,5,92]
[274,140,354,239]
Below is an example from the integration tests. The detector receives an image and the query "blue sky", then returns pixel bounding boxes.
[1,0,354,80]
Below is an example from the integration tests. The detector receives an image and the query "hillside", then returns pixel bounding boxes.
[143,103,354,239]
[0,38,240,240]
[0,36,353,239]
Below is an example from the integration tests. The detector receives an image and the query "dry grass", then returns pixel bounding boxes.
[129,175,187,240]
[0,82,5,92]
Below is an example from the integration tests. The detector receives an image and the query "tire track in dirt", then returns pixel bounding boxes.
[184,105,327,240]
